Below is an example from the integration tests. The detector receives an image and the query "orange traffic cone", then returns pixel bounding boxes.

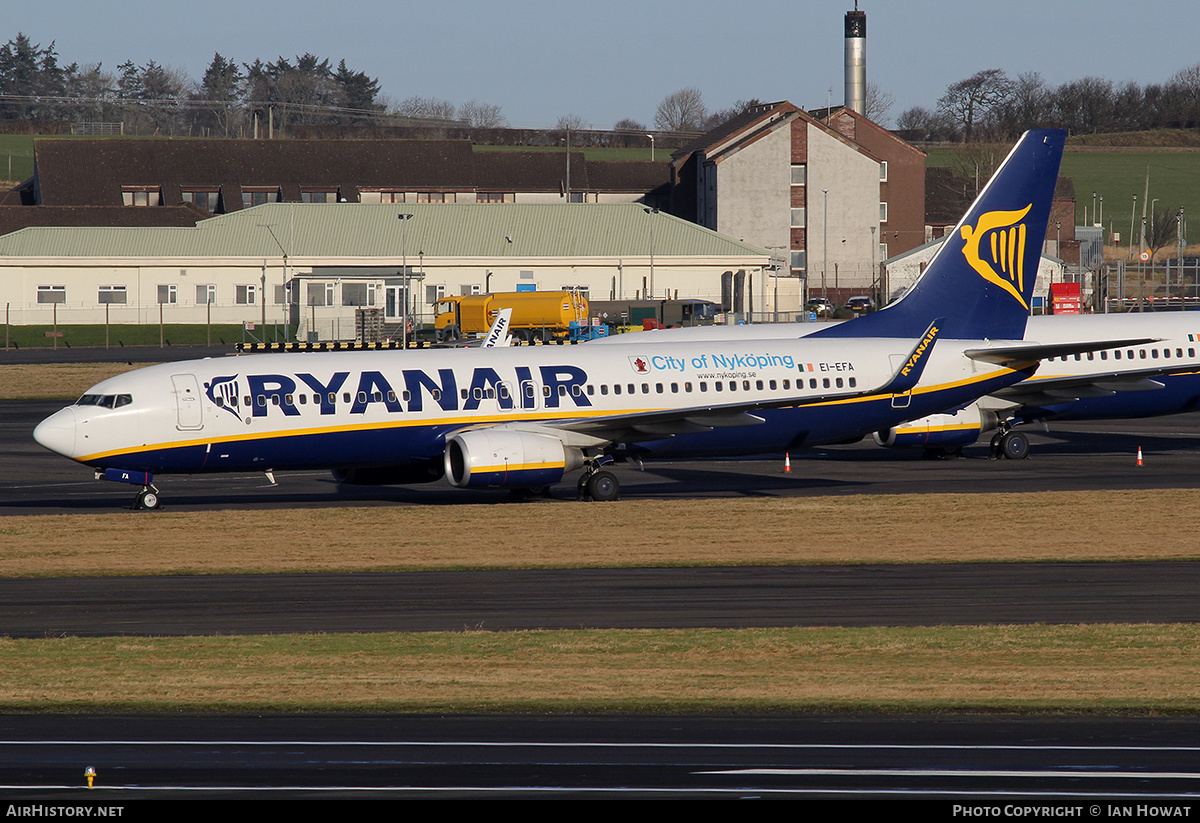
[1137,447,1144,466]
[784,453,792,473]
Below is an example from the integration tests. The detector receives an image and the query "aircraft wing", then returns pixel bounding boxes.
[964,337,1159,366]
[988,364,1199,406]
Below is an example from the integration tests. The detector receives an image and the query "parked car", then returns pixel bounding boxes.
[805,296,834,316]
[844,295,875,313]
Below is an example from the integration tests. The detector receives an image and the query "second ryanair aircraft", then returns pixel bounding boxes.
[35,130,1115,506]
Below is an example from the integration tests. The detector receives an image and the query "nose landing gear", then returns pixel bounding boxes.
[135,485,162,510]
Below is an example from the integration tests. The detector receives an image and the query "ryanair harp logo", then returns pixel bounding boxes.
[959,204,1033,310]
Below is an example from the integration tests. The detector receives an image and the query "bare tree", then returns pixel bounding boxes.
[862,83,894,125]
[895,105,957,141]
[655,87,706,132]
[703,98,762,130]
[1052,76,1117,135]
[458,98,505,128]
[1145,206,1182,262]
[992,72,1050,138]
[613,117,646,131]
[938,68,1013,142]
[397,95,456,121]
[556,113,588,131]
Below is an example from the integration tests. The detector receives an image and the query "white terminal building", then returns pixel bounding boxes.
[0,202,775,341]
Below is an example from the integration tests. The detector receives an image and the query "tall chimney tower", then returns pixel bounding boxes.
[844,6,866,113]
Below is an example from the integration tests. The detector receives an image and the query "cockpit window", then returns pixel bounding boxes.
[76,393,132,409]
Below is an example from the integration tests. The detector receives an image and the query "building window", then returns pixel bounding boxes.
[37,285,66,304]
[306,282,335,307]
[879,161,888,182]
[98,285,127,304]
[301,190,337,203]
[477,192,514,204]
[426,284,446,304]
[879,202,888,223]
[791,250,807,271]
[342,282,376,307]
[196,284,216,305]
[156,284,177,304]
[360,190,405,204]
[236,284,257,305]
[416,192,455,203]
[182,189,220,212]
[274,285,289,305]
[122,187,161,206]
[242,188,280,208]
[790,208,806,228]
[791,165,806,186]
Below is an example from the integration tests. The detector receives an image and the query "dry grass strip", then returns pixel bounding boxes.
[0,363,148,400]
[0,625,1195,713]
[2,491,1199,577]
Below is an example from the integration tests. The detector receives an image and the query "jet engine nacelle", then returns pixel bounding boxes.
[873,404,996,449]
[444,429,582,489]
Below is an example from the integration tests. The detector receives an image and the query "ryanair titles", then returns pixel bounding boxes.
[900,324,939,377]
[205,364,591,420]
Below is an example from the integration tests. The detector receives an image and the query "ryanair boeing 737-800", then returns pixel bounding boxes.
[35,130,1115,507]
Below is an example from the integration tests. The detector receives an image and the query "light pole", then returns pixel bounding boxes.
[870,226,877,308]
[1179,208,1186,309]
[766,245,787,323]
[397,212,413,347]
[647,133,655,162]
[1130,195,1137,260]
[643,206,658,299]
[1092,191,1097,228]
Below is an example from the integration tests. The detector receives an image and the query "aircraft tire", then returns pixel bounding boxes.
[138,490,161,509]
[587,470,619,502]
[1000,430,1030,460]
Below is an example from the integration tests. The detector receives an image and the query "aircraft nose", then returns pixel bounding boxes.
[33,407,77,457]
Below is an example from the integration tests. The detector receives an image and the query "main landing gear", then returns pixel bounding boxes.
[989,428,1030,460]
[577,457,620,502]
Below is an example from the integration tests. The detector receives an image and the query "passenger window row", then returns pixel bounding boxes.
[1053,347,1195,363]
[211,376,861,411]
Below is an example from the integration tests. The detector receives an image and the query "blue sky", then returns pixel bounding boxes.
[8,0,1200,129]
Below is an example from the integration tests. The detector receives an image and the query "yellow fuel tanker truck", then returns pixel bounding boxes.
[434,291,591,343]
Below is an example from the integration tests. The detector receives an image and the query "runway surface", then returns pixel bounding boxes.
[3,562,1200,637]
[2,714,1199,802]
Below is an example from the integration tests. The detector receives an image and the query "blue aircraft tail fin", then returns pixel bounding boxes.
[813,129,1065,341]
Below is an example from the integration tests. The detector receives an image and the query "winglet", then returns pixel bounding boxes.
[481,308,513,348]
[880,319,944,395]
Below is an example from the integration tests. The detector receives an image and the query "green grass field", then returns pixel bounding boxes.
[0,323,295,349]
[0,134,34,184]
[926,140,1200,248]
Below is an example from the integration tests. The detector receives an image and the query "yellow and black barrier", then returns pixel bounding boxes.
[235,337,583,353]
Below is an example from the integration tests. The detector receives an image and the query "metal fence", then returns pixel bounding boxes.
[1098,260,1200,310]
